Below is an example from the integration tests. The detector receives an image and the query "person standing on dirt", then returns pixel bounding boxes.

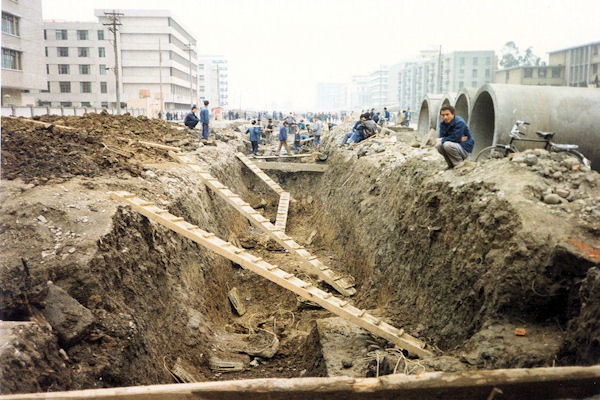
[310,115,323,146]
[404,108,412,126]
[277,121,292,155]
[436,105,474,169]
[184,106,200,131]
[247,120,261,155]
[200,100,210,140]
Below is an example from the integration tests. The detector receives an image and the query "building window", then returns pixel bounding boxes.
[60,101,72,107]
[524,68,533,78]
[57,47,69,57]
[59,81,71,93]
[2,48,21,69]
[99,64,107,75]
[97,30,104,40]
[77,30,88,40]
[2,12,19,36]
[473,57,478,66]
[46,64,49,74]
[98,47,105,57]
[100,82,108,93]
[460,57,465,66]
[81,101,91,107]
[538,68,547,78]
[80,82,92,93]
[45,47,48,57]
[471,81,477,87]
[78,47,89,57]
[56,29,68,40]
[58,64,69,74]
[472,69,478,78]
[41,81,50,93]
[505,71,510,83]
[459,69,464,75]
[43,29,47,40]
[552,67,561,78]
[485,69,490,79]
[79,64,90,74]
[101,101,108,108]
[199,63,204,70]
[486,56,491,65]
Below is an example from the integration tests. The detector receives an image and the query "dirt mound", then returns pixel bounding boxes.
[1,114,195,184]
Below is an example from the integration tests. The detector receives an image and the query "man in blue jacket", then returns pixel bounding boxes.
[184,106,200,130]
[246,120,262,155]
[436,105,474,169]
[200,100,210,140]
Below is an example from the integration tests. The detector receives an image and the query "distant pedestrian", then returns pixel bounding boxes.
[404,108,411,126]
[277,121,292,155]
[247,120,262,155]
[311,115,323,146]
[200,100,210,140]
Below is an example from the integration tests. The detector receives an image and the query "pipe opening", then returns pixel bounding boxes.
[417,100,429,134]
[470,91,495,154]
[455,94,469,123]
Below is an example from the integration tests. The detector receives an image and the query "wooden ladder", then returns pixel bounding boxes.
[236,152,285,196]
[171,153,356,297]
[108,191,431,357]
[275,191,290,232]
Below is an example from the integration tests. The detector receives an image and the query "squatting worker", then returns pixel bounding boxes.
[436,105,474,169]
[184,106,200,130]
[200,100,210,140]
[277,121,292,155]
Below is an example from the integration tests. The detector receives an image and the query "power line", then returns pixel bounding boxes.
[103,10,123,114]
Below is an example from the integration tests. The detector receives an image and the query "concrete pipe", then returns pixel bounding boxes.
[436,92,458,130]
[454,87,478,124]
[417,94,443,134]
[469,83,600,170]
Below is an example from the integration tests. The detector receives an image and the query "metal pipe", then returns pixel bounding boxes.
[417,94,443,134]
[469,84,600,170]
[454,87,477,124]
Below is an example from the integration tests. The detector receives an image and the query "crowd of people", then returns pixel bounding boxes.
[181,103,474,169]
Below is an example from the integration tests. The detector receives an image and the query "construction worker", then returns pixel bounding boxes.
[277,121,292,155]
[310,115,323,146]
[200,100,210,140]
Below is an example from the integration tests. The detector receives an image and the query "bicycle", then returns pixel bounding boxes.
[475,120,590,167]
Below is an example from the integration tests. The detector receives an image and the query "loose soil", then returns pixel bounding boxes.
[1,115,599,395]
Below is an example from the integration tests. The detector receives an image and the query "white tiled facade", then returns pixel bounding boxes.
[95,9,198,112]
[197,55,228,108]
[37,21,115,108]
[1,0,46,106]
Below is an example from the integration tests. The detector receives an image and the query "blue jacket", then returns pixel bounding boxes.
[247,126,262,142]
[200,107,210,124]
[184,111,199,126]
[384,110,390,119]
[352,120,361,131]
[439,115,474,153]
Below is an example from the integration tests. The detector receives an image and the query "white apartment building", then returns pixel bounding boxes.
[368,66,389,109]
[95,9,198,112]
[198,55,228,108]
[398,50,495,112]
[347,74,370,111]
[1,0,46,106]
[37,21,115,108]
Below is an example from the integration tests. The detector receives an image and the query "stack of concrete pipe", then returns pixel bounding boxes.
[416,84,600,170]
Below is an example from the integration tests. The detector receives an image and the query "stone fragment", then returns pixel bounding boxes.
[525,154,538,166]
[37,215,48,223]
[543,194,561,205]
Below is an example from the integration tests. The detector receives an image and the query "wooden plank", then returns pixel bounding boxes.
[108,192,428,357]
[235,152,285,195]
[138,141,181,152]
[5,365,600,399]
[170,153,355,297]
[274,192,290,232]
[252,161,328,173]
[251,153,319,159]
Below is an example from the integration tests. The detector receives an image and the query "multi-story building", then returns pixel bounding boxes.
[495,65,565,86]
[1,0,46,106]
[37,21,116,108]
[397,50,495,112]
[548,41,600,87]
[95,9,198,112]
[368,66,389,109]
[347,74,370,111]
[198,55,228,107]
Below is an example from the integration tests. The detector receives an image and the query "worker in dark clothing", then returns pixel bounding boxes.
[184,106,200,130]
[436,105,474,169]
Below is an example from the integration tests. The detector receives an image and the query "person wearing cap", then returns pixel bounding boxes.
[277,121,292,155]
[200,100,210,140]
[184,106,201,131]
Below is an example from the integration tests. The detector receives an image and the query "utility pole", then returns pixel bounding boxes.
[158,38,164,115]
[216,63,221,108]
[103,10,123,114]
[437,45,442,93]
[184,42,194,107]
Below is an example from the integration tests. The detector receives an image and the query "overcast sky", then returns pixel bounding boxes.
[42,0,600,110]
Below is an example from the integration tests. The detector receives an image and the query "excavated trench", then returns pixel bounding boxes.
[1,116,600,395]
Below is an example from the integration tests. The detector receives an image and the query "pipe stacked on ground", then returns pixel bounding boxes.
[417,94,443,134]
[469,84,600,170]
[454,87,478,124]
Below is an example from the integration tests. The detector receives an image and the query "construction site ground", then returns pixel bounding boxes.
[1,113,599,396]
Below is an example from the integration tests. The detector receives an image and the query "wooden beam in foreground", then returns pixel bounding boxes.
[2,365,599,399]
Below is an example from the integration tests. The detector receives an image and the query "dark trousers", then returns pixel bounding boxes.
[185,120,199,129]
[251,141,259,154]
[202,123,209,140]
